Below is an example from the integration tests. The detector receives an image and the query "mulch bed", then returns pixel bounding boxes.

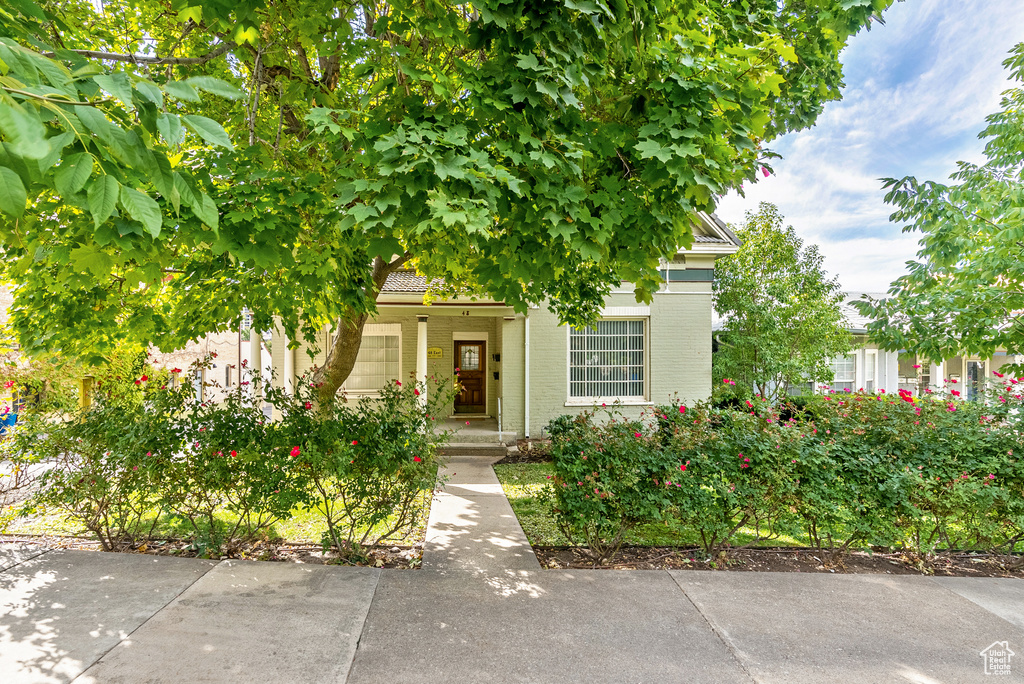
[493,439,553,465]
[535,545,1024,578]
[0,533,422,568]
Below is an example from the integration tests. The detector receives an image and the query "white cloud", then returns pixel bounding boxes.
[715,0,1024,293]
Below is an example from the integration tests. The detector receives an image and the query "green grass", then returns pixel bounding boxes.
[494,463,809,549]
[4,492,431,548]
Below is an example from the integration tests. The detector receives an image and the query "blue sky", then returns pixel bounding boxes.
[714,0,1024,293]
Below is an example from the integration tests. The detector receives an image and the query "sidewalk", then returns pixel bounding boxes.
[2,456,1023,683]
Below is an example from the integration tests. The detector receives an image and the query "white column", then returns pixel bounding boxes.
[929,360,944,393]
[416,315,428,406]
[283,332,295,396]
[884,351,899,394]
[249,329,262,395]
[524,312,530,439]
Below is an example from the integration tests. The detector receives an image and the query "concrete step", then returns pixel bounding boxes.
[438,443,509,459]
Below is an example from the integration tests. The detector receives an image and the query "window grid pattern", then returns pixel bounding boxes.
[569,320,645,399]
[344,335,400,392]
[831,354,856,392]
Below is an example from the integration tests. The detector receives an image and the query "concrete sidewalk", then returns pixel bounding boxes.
[2,544,1023,683]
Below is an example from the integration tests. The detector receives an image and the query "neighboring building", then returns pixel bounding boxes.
[269,213,741,440]
[818,293,1021,398]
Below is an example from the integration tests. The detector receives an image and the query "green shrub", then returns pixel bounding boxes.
[548,409,687,562]
[547,379,1024,562]
[2,355,453,559]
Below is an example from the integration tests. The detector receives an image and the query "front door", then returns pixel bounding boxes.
[454,340,486,414]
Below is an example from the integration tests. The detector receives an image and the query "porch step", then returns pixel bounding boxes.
[438,443,510,459]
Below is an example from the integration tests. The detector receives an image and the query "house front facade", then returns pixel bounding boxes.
[268,213,740,441]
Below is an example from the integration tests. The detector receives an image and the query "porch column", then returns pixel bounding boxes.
[929,360,944,393]
[416,315,428,406]
[249,328,262,396]
[283,332,295,396]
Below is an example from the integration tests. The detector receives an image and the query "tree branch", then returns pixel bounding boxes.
[43,42,236,65]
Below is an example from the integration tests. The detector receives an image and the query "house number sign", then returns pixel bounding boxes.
[427,347,443,359]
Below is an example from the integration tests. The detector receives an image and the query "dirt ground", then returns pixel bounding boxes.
[0,533,422,568]
[535,545,1024,578]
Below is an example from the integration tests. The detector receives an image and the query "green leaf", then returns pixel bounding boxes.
[182,115,234,149]
[87,174,120,227]
[191,192,219,229]
[93,73,135,110]
[119,187,162,238]
[0,167,27,217]
[8,0,47,21]
[163,81,200,102]
[157,113,182,146]
[0,102,50,160]
[134,80,164,107]
[54,153,93,196]
[185,76,243,99]
[70,245,113,276]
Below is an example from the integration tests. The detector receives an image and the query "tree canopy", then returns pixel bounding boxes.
[855,42,1024,371]
[713,202,850,401]
[0,0,890,395]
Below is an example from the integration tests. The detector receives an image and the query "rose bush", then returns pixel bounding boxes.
[1,356,453,559]
[548,376,1024,563]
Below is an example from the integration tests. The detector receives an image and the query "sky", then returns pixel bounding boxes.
[714,0,1024,294]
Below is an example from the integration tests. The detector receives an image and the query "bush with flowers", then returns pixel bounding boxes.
[548,374,1024,564]
[1,355,453,560]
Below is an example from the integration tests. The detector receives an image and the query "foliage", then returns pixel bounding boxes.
[293,376,456,559]
[0,0,891,393]
[713,202,851,402]
[547,408,684,561]
[854,42,1024,372]
[1,355,449,558]
[546,379,1024,564]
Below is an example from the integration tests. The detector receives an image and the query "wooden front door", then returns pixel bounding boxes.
[454,340,486,414]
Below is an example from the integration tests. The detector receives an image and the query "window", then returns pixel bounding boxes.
[569,319,645,400]
[225,365,233,387]
[865,351,876,392]
[966,360,986,401]
[193,369,204,402]
[831,353,856,392]
[342,324,401,393]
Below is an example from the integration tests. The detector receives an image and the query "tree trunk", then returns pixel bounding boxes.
[312,254,410,404]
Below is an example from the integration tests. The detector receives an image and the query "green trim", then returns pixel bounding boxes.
[659,268,714,282]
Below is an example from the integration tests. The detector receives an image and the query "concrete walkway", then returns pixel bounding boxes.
[421,455,541,574]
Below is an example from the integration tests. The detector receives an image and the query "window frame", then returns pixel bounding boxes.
[566,317,649,405]
[339,323,402,396]
[830,353,857,392]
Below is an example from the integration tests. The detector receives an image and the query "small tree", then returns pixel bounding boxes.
[855,43,1024,372]
[713,203,851,401]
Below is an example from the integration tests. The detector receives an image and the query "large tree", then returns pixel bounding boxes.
[713,202,850,401]
[855,43,1024,371]
[0,0,891,401]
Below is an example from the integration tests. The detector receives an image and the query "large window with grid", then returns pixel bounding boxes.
[831,353,856,392]
[341,324,401,393]
[569,319,645,400]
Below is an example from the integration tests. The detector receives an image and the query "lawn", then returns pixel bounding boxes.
[4,492,431,550]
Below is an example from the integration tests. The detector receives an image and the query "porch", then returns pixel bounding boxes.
[437,417,516,447]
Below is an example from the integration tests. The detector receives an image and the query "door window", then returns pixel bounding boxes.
[460,345,481,371]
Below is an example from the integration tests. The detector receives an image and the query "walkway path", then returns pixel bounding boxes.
[421,454,540,574]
